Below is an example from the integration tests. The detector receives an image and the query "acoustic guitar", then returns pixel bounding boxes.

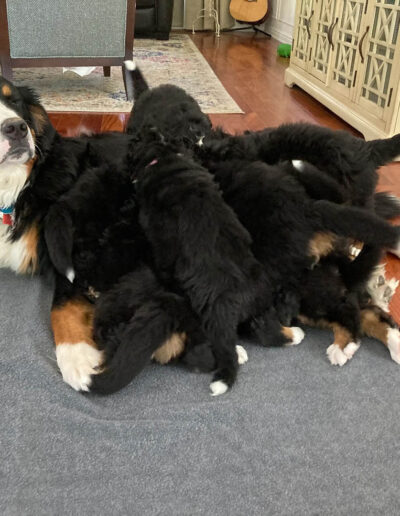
[229,0,269,25]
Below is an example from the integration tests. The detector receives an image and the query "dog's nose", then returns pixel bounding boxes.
[1,118,28,141]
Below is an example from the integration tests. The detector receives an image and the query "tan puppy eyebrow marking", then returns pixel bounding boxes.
[2,84,12,96]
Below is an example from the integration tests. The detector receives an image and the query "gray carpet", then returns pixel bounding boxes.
[1,269,400,515]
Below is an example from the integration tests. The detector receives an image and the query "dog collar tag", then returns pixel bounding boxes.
[0,205,14,226]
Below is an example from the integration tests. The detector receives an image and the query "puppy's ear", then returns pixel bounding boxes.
[18,86,49,135]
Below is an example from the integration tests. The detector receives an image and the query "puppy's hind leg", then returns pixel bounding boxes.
[361,306,400,364]
[210,340,239,396]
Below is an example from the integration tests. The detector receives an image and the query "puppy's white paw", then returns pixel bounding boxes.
[210,380,228,396]
[236,345,248,365]
[387,328,400,364]
[56,342,103,392]
[287,327,305,346]
[327,344,348,366]
[343,341,360,359]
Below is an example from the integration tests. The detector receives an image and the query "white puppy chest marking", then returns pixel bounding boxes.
[236,345,248,365]
[56,342,103,392]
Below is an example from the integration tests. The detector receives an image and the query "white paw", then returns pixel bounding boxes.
[210,380,228,396]
[343,341,360,359]
[327,343,348,366]
[56,342,103,392]
[236,345,248,365]
[287,327,305,346]
[387,328,400,364]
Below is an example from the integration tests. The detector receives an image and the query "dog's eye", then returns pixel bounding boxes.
[9,97,20,106]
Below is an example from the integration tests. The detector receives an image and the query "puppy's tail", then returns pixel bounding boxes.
[123,60,149,102]
[374,192,400,220]
[311,200,400,249]
[366,133,400,168]
[90,304,185,395]
[44,203,75,282]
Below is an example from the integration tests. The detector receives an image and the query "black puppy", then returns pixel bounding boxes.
[128,132,304,395]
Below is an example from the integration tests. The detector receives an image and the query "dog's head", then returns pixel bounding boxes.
[0,76,50,167]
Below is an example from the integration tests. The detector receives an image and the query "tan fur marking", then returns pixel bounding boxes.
[25,156,36,177]
[152,332,186,364]
[18,224,39,274]
[2,84,11,96]
[308,232,337,260]
[361,308,389,346]
[281,326,294,340]
[331,323,352,350]
[298,315,351,349]
[51,298,95,347]
[29,105,47,135]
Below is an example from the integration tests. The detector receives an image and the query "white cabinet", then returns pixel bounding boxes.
[285,0,400,139]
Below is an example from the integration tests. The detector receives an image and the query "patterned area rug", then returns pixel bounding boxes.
[12,34,242,114]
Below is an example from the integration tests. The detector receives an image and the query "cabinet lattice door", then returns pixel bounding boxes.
[286,0,400,139]
[292,0,315,69]
[309,0,339,82]
[329,0,368,98]
[356,0,400,122]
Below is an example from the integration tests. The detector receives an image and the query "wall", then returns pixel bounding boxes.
[172,0,184,28]
[172,0,297,44]
[263,0,296,44]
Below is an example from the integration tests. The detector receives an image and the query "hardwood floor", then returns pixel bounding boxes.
[48,30,400,322]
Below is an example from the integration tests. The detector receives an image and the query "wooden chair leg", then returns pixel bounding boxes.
[1,58,13,81]
[103,66,111,77]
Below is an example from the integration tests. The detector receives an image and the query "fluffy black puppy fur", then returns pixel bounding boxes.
[123,66,400,365]
[128,132,303,395]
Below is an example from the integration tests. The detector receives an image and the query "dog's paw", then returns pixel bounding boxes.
[236,345,248,365]
[210,380,229,396]
[286,327,305,346]
[327,344,349,366]
[56,342,103,392]
[343,341,360,359]
[387,328,400,364]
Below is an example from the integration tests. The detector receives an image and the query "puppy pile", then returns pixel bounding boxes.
[1,63,400,397]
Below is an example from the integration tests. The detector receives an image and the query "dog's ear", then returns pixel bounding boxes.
[18,86,49,135]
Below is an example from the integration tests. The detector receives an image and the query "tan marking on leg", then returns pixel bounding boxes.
[51,298,95,347]
[308,232,337,260]
[1,84,11,96]
[281,326,294,340]
[331,323,352,350]
[18,224,39,274]
[152,332,186,364]
[298,315,352,349]
[361,308,390,346]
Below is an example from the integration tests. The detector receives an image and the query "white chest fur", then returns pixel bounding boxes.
[0,161,32,273]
